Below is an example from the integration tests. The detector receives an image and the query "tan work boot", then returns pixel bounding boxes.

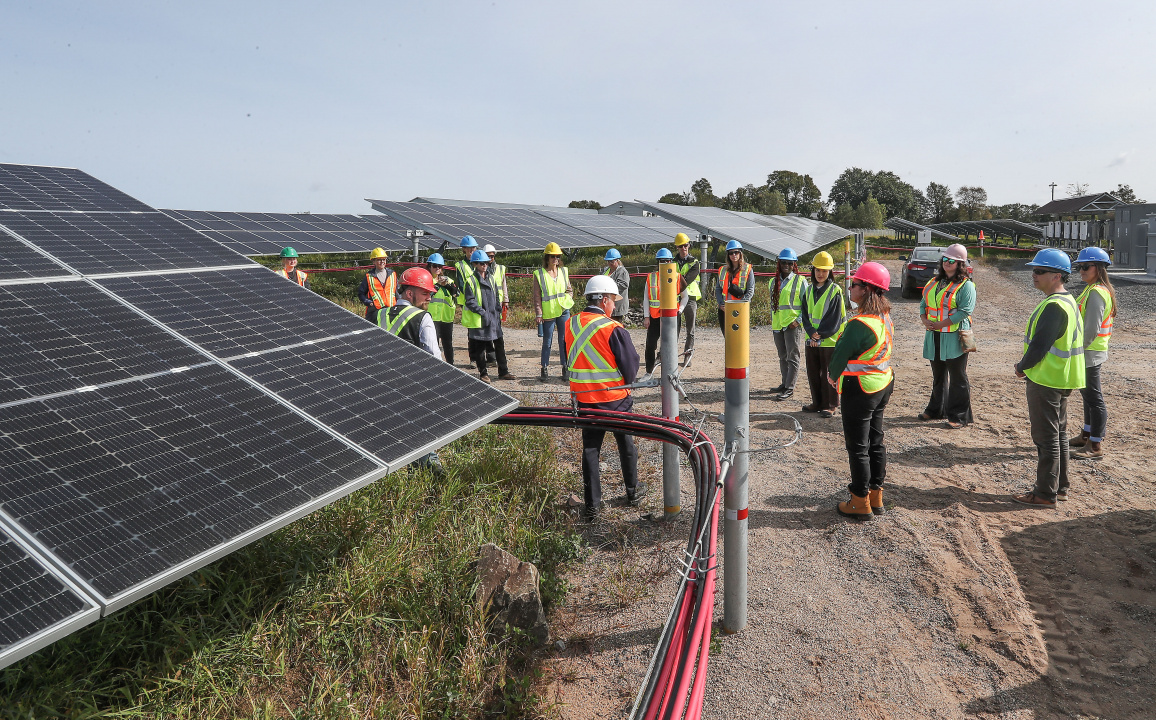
[868,488,884,515]
[1068,431,1090,448]
[837,493,874,521]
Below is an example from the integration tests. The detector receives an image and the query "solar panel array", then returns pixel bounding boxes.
[536,209,687,246]
[161,210,420,256]
[369,200,609,251]
[0,164,516,669]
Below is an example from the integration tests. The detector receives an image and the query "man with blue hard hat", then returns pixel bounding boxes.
[603,248,630,323]
[770,247,809,400]
[461,248,515,383]
[1013,248,1085,509]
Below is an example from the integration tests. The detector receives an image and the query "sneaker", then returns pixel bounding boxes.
[1070,446,1104,460]
[627,482,649,507]
[639,371,654,383]
[479,375,492,385]
[1056,490,1068,501]
[498,372,517,381]
[769,384,786,394]
[774,389,793,401]
[1011,492,1055,509]
[801,404,819,413]
[818,409,834,418]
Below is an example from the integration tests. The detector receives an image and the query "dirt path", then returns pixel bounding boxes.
[465,260,1156,720]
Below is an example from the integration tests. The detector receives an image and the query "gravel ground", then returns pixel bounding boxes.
[449,258,1156,720]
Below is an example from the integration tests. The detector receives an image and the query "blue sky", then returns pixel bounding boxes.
[3,0,1153,213]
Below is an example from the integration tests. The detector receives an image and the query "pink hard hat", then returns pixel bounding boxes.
[944,243,968,261]
[852,262,891,292]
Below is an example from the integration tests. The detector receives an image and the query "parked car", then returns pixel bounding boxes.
[900,246,973,298]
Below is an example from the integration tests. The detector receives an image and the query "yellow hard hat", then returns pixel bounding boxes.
[812,251,835,270]
[674,232,691,246]
[544,242,563,255]
[369,247,388,260]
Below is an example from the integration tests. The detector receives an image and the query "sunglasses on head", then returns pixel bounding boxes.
[941,257,958,264]
[1032,268,1058,276]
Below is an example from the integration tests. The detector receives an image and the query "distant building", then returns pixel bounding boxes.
[1032,192,1124,251]
[1113,203,1156,270]
[599,201,648,216]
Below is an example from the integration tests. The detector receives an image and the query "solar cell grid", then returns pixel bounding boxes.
[0,211,250,275]
[370,200,607,251]
[536,210,674,247]
[0,229,72,282]
[0,282,206,405]
[0,164,153,213]
[0,364,381,603]
[161,210,415,255]
[229,331,517,466]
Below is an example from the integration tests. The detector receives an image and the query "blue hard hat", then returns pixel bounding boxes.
[427,252,446,266]
[460,235,478,248]
[726,240,743,252]
[1026,248,1072,273]
[778,247,798,262]
[655,248,673,260]
[604,248,621,261]
[1075,246,1111,266]
[470,249,489,263]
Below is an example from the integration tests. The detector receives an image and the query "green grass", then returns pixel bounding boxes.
[0,425,579,719]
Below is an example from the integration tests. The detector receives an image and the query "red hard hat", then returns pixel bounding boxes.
[852,261,890,292]
[399,267,435,293]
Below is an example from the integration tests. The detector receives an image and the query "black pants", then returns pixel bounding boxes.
[582,428,639,510]
[1080,363,1107,441]
[925,354,973,424]
[433,320,454,365]
[468,337,508,377]
[717,308,727,335]
[644,315,682,373]
[841,379,893,498]
[804,344,839,411]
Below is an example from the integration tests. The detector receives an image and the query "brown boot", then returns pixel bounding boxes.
[868,488,884,515]
[837,493,874,521]
[1068,431,1090,448]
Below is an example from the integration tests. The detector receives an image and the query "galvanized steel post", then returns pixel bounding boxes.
[659,260,681,520]
[843,240,851,294]
[723,300,749,633]
[699,234,710,294]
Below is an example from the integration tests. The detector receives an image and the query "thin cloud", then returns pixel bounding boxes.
[1108,152,1129,168]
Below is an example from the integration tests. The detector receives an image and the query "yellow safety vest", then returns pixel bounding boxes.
[838,314,894,394]
[491,263,508,304]
[804,281,847,348]
[923,279,968,333]
[676,256,701,299]
[535,267,573,320]
[429,280,456,323]
[1075,283,1113,353]
[1023,293,1085,389]
[771,272,808,330]
[460,273,483,329]
[453,260,473,308]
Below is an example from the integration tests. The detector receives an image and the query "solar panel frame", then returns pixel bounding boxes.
[534,210,676,247]
[633,202,800,261]
[0,164,154,213]
[161,210,418,256]
[0,226,75,283]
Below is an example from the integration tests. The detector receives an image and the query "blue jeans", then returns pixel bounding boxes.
[540,310,570,367]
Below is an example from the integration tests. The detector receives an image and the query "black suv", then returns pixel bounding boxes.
[899,246,972,298]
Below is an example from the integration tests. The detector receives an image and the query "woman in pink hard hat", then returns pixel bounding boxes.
[827,262,895,521]
[918,243,975,428]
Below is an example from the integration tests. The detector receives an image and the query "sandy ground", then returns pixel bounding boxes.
[447,260,1156,720]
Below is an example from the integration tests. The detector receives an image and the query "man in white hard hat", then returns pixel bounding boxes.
[565,275,643,522]
[483,244,508,368]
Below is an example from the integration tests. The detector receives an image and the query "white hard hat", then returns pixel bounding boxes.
[482,244,497,254]
[584,274,621,301]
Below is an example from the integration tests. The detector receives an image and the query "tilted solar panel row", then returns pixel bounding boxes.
[161,209,421,256]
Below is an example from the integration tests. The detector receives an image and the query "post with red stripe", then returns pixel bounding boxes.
[659,259,681,520]
[723,299,749,633]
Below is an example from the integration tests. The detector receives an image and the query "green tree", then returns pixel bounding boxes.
[828,167,924,221]
[718,184,787,215]
[658,192,690,205]
[955,186,989,220]
[690,178,716,206]
[829,196,884,228]
[988,202,1039,222]
[925,182,954,223]
[766,170,823,217]
[1113,184,1145,204]
[567,200,602,210]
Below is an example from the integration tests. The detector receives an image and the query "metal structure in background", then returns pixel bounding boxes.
[659,261,681,520]
[722,300,750,634]
[407,229,424,262]
[883,216,961,244]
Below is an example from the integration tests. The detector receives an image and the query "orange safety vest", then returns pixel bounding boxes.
[277,268,308,286]
[922,279,964,332]
[719,263,753,299]
[365,270,397,309]
[838,313,894,394]
[644,270,683,319]
[565,311,628,403]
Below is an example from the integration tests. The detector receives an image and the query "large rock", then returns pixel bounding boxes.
[476,543,549,646]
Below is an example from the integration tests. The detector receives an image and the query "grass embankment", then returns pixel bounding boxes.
[1,425,579,719]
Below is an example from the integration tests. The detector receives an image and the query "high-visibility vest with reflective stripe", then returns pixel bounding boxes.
[719,263,753,300]
[535,267,573,320]
[453,260,474,307]
[379,304,426,347]
[838,314,894,394]
[804,281,847,348]
[923,278,968,333]
[644,269,683,319]
[771,272,808,330]
[460,273,483,329]
[676,256,701,299]
[565,311,628,403]
[1023,293,1085,389]
[1076,283,1113,353]
[365,270,396,309]
[277,268,308,286]
[491,263,507,304]
[429,281,456,323]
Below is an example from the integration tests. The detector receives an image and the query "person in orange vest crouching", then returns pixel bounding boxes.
[276,247,310,289]
[567,275,645,523]
[358,247,397,324]
[827,262,895,521]
[640,248,686,382]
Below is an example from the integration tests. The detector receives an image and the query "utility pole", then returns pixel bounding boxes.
[1050,182,1057,201]
[723,300,750,633]
[659,260,681,521]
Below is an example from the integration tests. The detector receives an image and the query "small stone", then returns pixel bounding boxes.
[476,543,549,646]
[555,639,567,651]
[599,462,608,471]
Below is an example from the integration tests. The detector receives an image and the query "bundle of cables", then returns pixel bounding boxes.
[493,406,728,720]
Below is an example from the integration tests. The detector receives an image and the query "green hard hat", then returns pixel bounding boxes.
[280,246,299,259]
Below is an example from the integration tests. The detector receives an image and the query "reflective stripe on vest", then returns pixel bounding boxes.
[536,267,573,319]
[719,264,752,299]
[1076,282,1113,352]
[805,281,846,348]
[676,257,701,298]
[454,260,474,306]
[565,311,628,403]
[460,273,483,329]
[772,273,807,330]
[1023,293,1086,389]
[381,304,422,334]
[365,271,396,309]
[429,285,455,323]
[645,270,681,318]
[839,314,894,394]
[278,268,308,286]
[491,264,507,304]
[923,279,965,332]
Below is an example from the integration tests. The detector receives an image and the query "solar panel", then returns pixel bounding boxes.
[0,228,73,282]
[229,331,517,467]
[0,211,251,276]
[368,200,608,251]
[0,164,153,213]
[0,364,383,611]
[0,523,99,669]
[736,212,851,248]
[619,213,699,240]
[161,210,417,256]
[535,210,676,247]
[633,202,800,261]
[97,267,370,358]
[0,281,206,405]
